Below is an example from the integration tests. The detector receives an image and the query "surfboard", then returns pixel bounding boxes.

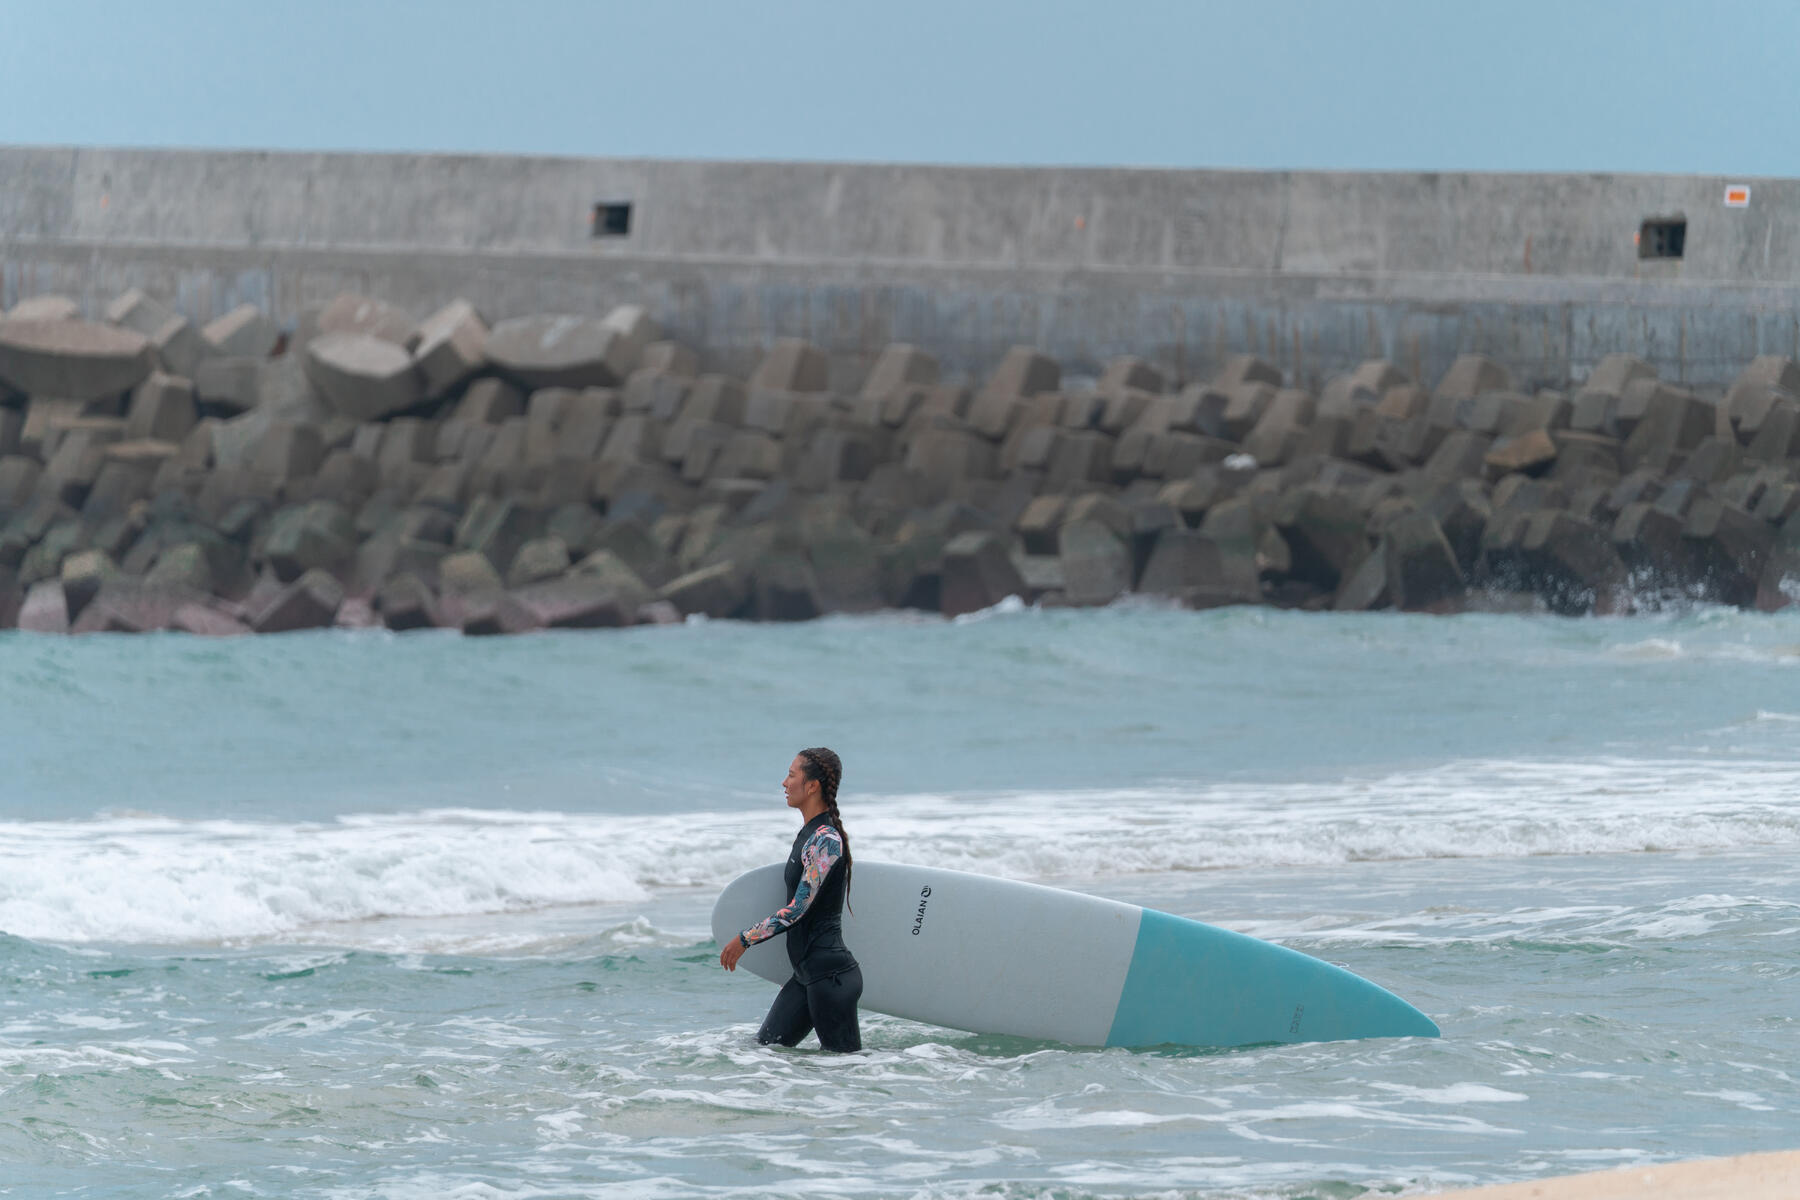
[713,861,1439,1048]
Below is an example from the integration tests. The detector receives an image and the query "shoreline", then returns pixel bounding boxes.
[1426,1149,1800,1198]
[1,289,1797,635]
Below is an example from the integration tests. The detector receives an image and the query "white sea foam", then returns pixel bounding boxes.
[3,756,1798,948]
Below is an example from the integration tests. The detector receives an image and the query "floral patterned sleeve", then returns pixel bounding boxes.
[738,826,843,948]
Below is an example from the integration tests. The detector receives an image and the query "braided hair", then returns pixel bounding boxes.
[798,747,850,905]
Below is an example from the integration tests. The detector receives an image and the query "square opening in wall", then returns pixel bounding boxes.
[1638,217,1685,260]
[592,202,632,238]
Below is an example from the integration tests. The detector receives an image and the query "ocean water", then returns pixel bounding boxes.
[2,604,1798,1199]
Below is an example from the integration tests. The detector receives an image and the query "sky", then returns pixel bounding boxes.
[1,0,1796,175]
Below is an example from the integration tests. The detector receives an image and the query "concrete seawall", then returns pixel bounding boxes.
[5,147,1800,390]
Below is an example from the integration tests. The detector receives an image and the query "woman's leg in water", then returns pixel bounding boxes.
[756,977,813,1047]
[805,967,863,1052]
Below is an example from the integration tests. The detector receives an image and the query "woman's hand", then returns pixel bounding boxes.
[719,935,747,971]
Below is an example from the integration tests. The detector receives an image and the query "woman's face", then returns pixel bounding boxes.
[783,756,816,810]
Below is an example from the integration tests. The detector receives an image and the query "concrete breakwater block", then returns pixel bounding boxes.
[202,304,279,359]
[6,296,82,323]
[317,293,415,346]
[0,320,155,400]
[487,314,639,390]
[103,289,212,379]
[409,299,488,398]
[304,334,423,421]
[2,289,1799,635]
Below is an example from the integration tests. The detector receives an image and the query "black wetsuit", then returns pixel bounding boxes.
[749,812,862,1052]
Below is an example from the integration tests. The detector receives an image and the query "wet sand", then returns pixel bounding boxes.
[1427,1149,1800,1198]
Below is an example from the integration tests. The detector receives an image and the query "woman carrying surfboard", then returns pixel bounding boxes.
[718,747,863,1052]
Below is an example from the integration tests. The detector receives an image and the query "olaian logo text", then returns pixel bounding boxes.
[911,886,932,936]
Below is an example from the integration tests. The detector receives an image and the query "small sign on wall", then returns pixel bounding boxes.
[1724,185,1751,208]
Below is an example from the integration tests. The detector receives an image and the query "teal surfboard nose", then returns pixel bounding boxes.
[1105,908,1440,1049]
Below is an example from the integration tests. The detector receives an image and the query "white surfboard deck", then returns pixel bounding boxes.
[713,860,1439,1048]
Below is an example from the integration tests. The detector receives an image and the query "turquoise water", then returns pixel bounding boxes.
[3,605,1799,1198]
